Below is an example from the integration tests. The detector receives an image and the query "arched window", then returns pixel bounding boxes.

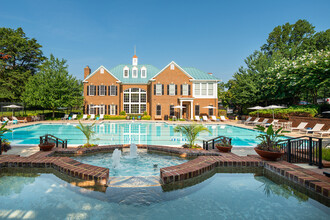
[141,66,147,78]
[123,66,129,78]
[132,66,138,78]
[123,88,147,114]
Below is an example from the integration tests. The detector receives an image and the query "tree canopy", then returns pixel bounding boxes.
[221,20,330,113]
[0,27,45,102]
[22,54,83,117]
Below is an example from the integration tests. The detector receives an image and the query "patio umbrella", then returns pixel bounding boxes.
[173,105,185,119]
[3,104,23,116]
[202,105,216,109]
[322,111,330,113]
[264,105,286,120]
[247,106,264,117]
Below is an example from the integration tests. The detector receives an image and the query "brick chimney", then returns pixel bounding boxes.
[208,72,213,75]
[84,66,91,79]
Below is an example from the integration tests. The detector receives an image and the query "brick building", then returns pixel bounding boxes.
[83,54,219,120]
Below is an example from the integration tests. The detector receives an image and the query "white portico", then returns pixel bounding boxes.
[178,97,194,120]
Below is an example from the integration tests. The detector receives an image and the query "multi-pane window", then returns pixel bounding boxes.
[109,85,117,96]
[88,104,96,114]
[88,85,96,96]
[109,105,116,115]
[194,83,200,96]
[169,84,175,95]
[182,84,188,96]
[208,83,213,96]
[141,69,146,78]
[99,85,106,96]
[132,69,137,78]
[99,104,105,114]
[156,105,161,116]
[195,105,200,116]
[170,64,175,70]
[123,88,147,114]
[124,70,129,78]
[170,105,175,116]
[156,84,162,95]
[201,83,207,95]
[209,105,214,116]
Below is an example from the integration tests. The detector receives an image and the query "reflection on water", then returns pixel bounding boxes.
[5,122,273,146]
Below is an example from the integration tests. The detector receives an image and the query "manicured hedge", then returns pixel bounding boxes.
[249,105,319,120]
[104,115,126,120]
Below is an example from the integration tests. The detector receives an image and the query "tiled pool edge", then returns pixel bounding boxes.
[1,145,329,200]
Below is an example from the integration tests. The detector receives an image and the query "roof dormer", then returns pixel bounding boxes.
[132,66,138,78]
[141,66,147,78]
[123,66,129,78]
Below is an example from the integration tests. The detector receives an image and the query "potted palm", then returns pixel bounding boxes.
[254,125,288,160]
[0,121,12,153]
[174,123,211,149]
[215,137,233,152]
[39,138,55,151]
[75,121,98,148]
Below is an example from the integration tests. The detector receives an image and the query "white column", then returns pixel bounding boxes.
[190,100,193,120]
[180,100,183,119]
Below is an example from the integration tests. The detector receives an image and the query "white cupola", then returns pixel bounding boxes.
[132,54,138,66]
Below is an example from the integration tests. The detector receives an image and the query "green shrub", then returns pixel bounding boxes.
[143,111,148,116]
[218,110,227,116]
[322,148,330,161]
[119,111,126,116]
[249,105,319,120]
[142,115,151,120]
[104,115,126,120]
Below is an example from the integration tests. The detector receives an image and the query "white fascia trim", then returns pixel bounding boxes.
[83,65,121,82]
[191,79,221,82]
[150,61,194,81]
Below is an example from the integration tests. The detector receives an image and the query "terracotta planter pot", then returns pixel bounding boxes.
[216,145,232,153]
[39,143,55,151]
[254,147,284,161]
[323,160,330,168]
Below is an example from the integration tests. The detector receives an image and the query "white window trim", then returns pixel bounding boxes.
[123,66,129,78]
[123,88,147,114]
[89,85,95,96]
[109,85,116,96]
[99,85,106,96]
[141,66,147,78]
[100,68,104,74]
[109,104,116,115]
[169,84,175,96]
[193,82,217,98]
[132,67,138,78]
[156,84,162,96]
[170,64,175,70]
[182,84,188,96]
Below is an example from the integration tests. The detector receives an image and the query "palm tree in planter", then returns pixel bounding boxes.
[75,121,98,148]
[0,121,12,153]
[254,124,288,160]
[174,123,211,148]
[215,137,233,152]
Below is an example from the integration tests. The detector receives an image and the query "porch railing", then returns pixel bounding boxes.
[40,134,67,148]
[203,136,232,150]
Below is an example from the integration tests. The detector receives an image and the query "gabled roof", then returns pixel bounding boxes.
[151,61,194,80]
[83,65,120,83]
[183,67,219,80]
[110,64,160,84]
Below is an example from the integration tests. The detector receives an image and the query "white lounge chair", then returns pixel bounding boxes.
[82,114,88,120]
[72,114,77,120]
[290,122,308,131]
[12,116,26,123]
[211,116,218,121]
[220,116,229,122]
[243,117,252,125]
[315,128,330,137]
[300,123,325,135]
[255,118,269,125]
[202,116,209,122]
[195,116,201,121]
[3,117,13,124]
[245,117,260,125]
[61,114,69,120]
[89,114,95,120]
[99,114,104,120]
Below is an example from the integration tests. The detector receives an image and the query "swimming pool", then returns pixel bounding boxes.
[0,171,328,219]
[4,122,277,147]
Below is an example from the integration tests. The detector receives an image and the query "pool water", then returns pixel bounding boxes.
[4,122,278,147]
[0,172,328,219]
[73,149,188,177]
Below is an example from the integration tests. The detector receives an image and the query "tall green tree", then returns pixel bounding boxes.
[22,54,83,117]
[0,27,45,102]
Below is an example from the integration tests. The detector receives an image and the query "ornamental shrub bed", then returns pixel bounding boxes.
[249,105,319,120]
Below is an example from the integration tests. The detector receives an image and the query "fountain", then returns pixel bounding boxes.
[112,149,122,168]
[129,143,138,158]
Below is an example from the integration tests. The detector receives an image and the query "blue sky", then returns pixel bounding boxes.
[1,0,329,82]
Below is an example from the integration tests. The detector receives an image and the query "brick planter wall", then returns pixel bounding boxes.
[289,116,330,130]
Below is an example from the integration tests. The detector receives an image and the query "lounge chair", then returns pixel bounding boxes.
[290,122,308,132]
[202,116,209,122]
[3,117,13,125]
[299,123,325,135]
[137,115,142,120]
[245,117,260,125]
[61,114,69,120]
[195,116,201,121]
[12,116,26,123]
[255,118,269,126]
[72,114,77,120]
[31,115,40,121]
[243,117,252,125]
[89,114,95,120]
[315,128,330,137]
[211,116,219,121]
[220,116,228,122]
[82,114,88,120]
[266,119,279,128]
[99,114,104,120]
